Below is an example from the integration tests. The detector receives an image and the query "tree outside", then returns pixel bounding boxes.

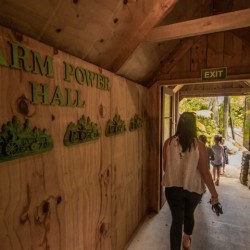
[179,96,247,147]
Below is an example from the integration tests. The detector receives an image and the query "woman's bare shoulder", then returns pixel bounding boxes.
[163,137,174,149]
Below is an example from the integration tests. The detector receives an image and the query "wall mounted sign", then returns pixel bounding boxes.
[0,116,53,162]
[129,114,143,131]
[201,67,227,81]
[64,116,100,146]
[0,40,110,109]
[105,114,126,137]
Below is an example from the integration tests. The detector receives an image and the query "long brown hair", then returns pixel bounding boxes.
[174,112,197,152]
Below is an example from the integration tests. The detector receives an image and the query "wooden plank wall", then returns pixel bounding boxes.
[167,31,250,84]
[0,26,149,250]
[147,84,161,212]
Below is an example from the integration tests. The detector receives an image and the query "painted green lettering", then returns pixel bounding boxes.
[105,77,110,90]
[65,88,77,107]
[84,69,95,86]
[96,75,110,90]
[75,67,86,85]
[96,74,105,90]
[30,81,49,105]
[76,90,85,107]
[64,61,75,82]
[50,86,65,106]
[9,41,32,72]
[0,48,9,67]
[32,51,54,77]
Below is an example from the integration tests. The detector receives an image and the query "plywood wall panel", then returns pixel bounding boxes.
[207,33,225,68]
[0,25,149,250]
[190,36,207,72]
[147,83,160,212]
[241,43,250,66]
[224,32,243,67]
[170,48,191,74]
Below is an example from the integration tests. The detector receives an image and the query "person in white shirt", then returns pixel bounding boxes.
[162,112,219,250]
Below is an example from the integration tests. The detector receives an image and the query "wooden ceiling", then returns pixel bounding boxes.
[0,0,250,96]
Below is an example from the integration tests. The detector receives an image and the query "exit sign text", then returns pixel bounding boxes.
[201,67,227,81]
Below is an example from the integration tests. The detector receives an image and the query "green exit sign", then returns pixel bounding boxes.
[201,67,227,81]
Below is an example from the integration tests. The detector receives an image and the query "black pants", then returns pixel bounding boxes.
[165,187,202,250]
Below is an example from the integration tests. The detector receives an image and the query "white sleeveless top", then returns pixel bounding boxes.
[162,137,205,194]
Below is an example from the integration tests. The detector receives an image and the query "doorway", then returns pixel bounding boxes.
[160,86,174,208]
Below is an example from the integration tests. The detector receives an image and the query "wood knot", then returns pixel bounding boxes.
[106,169,110,177]
[99,222,110,237]
[99,104,104,117]
[42,201,50,214]
[57,196,62,204]
[17,96,29,115]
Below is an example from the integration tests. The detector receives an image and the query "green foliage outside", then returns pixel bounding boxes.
[179,98,209,112]
[243,97,250,149]
[179,96,246,146]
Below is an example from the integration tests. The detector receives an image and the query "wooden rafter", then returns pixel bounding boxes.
[145,8,250,43]
[112,0,178,73]
[173,84,184,93]
[244,80,250,87]
[180,87,250,97]
[147,36,201,87]
[155,66,250,86]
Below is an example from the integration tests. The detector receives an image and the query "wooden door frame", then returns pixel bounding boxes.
[159,86,174,208]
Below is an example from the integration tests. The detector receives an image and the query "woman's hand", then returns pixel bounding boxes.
[210,195,219,205]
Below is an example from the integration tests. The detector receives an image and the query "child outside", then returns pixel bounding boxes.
[211,135,224,186]
[198,135,215,169]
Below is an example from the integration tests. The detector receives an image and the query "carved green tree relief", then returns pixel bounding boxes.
[64,115,100,146]
[129,114,143,131]
[105,114,126,137]
[0,116,53,162]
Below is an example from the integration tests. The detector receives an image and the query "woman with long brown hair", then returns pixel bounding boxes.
[162,112,219,250]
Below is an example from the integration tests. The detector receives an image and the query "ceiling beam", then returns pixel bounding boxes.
[156,74,250,86]
[112,0,178,73]
[244,80,250,87]
[145,8,250,43]
[180,87,250,97]
[154,66,250,86]
[173,84,184,93]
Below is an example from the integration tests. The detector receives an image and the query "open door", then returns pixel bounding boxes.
[160,86,174,208]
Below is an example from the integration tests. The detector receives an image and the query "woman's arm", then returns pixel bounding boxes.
[197,141,219,205]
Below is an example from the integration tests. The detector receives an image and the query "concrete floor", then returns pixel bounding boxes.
[126,151,250,250]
